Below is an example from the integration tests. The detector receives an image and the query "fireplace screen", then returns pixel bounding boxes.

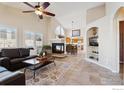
[52,43,64,53]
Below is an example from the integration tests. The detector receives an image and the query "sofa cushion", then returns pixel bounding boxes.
[10,58,25,64]
[0,71,11,78]
[1,49,20,59]
[0,66,7,73]
[19,48,30,57]
[0,52,2,58]
[24,55,37,60]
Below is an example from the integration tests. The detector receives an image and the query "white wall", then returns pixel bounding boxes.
[55,4,106,38]
[86,4,105,24]
[56,11,86,38]
[105,3,124,73]
[106,2,124,72]
[85,2,124,73]
[47,17,63,44]
[0,3,48,47]
[85,16,113,71]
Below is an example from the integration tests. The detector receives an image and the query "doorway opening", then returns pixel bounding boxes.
[119,21,124,79]
[114,7,124,79]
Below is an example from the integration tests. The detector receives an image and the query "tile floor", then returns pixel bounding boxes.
[26,51,123,85]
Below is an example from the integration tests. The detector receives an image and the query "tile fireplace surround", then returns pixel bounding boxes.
[50,38,66,54]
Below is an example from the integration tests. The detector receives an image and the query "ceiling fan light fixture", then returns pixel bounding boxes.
[23,2,55,19]
[35,10,42,15]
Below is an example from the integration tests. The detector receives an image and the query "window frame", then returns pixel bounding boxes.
[24,31,43,49]
[0,26,17,48]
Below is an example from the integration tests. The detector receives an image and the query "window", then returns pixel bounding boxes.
[0,26,16,48]
[35,33,43,54]
[25,32,35,48]
[55,26,65,37]
[25,32,43,53]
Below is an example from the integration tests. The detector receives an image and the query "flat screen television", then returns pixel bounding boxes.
[89,36,98,46]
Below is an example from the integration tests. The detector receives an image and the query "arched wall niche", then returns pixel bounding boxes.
[86,27,99,62]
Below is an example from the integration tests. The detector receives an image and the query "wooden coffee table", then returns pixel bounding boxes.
[23,56,56,79]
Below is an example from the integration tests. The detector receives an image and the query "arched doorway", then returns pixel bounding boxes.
[114,7,124,79]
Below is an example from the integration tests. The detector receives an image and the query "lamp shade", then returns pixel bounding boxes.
[73,37,78,43]
[66,37,71,43]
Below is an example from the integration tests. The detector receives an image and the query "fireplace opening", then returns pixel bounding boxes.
[52,43,64,53]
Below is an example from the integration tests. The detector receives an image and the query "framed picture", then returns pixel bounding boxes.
[72,29,80,37]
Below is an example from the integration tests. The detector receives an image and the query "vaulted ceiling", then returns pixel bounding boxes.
[1,2,105,30]
[2,2,104,17]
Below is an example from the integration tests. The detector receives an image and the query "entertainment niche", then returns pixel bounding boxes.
[87,27,99,62]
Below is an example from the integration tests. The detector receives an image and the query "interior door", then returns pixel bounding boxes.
[119,21,124,63]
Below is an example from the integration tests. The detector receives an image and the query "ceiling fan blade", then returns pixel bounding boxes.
[42,2,50,9]
[43,11,55,17]
[22,10,35,13]
[39,15,43,19]
[23,2,35,9]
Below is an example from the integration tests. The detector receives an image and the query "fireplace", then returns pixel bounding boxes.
[52,43,64,53]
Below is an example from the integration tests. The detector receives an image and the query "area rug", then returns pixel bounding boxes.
[25,55,80,85]
[24,52,122,85]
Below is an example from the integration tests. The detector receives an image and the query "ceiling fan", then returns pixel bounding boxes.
[22,2,55,19]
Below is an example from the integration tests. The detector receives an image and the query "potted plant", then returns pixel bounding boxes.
[39,45,52,56]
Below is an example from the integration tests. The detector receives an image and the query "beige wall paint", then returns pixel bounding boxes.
[85,2,124,73]
[85,16,112,72]
[0,3,48,47]
[86,4,105,24]
[56,11,86,39]
[47,18,64,44]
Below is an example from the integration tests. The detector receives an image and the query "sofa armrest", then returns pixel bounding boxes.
[0,71,25,85]
[0,57,10,69]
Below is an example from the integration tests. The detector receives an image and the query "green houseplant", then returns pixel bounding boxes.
[42,45,52,51]
[39,45,52,56]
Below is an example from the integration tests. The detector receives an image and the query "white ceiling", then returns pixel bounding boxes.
[48,2,105,17]
[1,2,105,31]
[2,2,104,17]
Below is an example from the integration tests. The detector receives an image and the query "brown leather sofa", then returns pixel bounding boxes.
[0,66,25,85]
[0,48,37,71]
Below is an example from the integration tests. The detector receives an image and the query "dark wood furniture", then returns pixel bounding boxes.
[66,44,77,55]
[23,56,55,79]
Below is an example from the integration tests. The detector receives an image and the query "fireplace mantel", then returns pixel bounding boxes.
[50,39,65,43]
